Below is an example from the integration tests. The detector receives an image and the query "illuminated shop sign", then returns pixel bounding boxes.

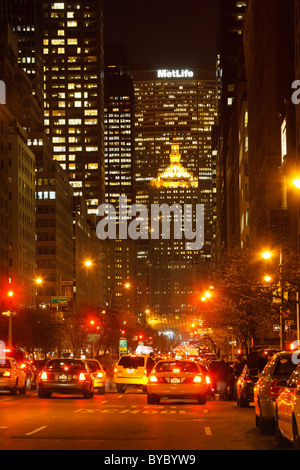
[157,69,194,79]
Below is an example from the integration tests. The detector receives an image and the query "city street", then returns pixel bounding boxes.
[0,388,278,451]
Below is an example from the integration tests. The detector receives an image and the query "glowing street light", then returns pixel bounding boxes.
[293,178,300,190]
[264,276,272,283]
[262,251,272,260]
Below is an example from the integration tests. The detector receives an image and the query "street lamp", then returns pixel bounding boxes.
[108,282,131,310]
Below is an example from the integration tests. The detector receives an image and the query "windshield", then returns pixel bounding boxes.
[155,362,199,373]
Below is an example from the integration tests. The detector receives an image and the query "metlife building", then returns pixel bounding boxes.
[130,66,218,259]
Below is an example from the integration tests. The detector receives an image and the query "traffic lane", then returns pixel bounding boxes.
[0,390,278,450]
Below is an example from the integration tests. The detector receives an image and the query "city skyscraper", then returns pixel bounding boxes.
[131,66,218,261]
[42,0,105,214]
[104,64,136,312]
[149,139,201,317]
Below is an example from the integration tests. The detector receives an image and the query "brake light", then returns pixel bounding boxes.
[96,372,103,378]
[268,379,286,398]
[78,373,86,381]
[40,371,47,381]
[193,375,202,383]
[206,375,211,385]
[3,371,11,378]
[114,367,118,373]
[173,368,180,374]
[149,375,158,383]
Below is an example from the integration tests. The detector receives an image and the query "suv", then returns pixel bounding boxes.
[114,355,155,393]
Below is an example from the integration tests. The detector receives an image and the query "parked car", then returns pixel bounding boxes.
[254,351,298,435]
[3,348,35,390]
[275,363,300,449]
[114,354,155,393]
[147,359,211,405]
[85,358,106,394]
[37,358,94,399]
[236,365,260,407]
[0,357,27,395]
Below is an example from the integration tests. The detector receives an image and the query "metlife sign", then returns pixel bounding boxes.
[157,69,194,79]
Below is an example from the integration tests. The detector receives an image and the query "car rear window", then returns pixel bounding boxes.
[118,356,145,368]
[274,355,298,376]
[156,362,199,373]
[0,360,11,368]
[86,362,101,372]
[46,360,86,372]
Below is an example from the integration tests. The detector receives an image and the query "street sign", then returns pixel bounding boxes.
[88,334,100,342]
[51,296,67,305]
[119,338,127,355]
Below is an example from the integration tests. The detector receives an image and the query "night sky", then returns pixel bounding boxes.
[103,0,219,67]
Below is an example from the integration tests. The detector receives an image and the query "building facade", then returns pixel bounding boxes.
[42,0,105,214]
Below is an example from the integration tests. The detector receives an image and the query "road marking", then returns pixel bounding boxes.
[204,409,208,413]
[0,398,12,402]
[0,426,8,429]
[205,426,212,436]
[25,426,47,436]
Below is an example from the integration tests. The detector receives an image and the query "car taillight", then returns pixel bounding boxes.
[40,371,47,381]
[114,367,118,373]
[3,371,11,378]
[78,373,86,381]
[193,376,202,384]
[96,372,103,378]
[20,363,26,370]
[268,379,285,398]
[206,375,211,385]
[149,375,158,383]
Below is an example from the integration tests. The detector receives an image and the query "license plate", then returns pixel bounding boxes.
[59,374,68,380]
[170,377,181,384]
[126,369,135,374]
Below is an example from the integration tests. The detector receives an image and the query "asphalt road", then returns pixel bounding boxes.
[0,387,283,452]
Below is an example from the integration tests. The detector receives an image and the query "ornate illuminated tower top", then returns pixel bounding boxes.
[150,138,198,189]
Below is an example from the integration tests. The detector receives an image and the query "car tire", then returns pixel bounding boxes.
[116,384,126,393]
[260,416,274,435]
[19,381,26,395]
[38,388,46,398]
[10,381,18,395]
[147,393,156,404]
[239,392,249,408]
[198,395,207,405]
[83,388,93,399]
[275,418,292,449]
[293,415,300,450]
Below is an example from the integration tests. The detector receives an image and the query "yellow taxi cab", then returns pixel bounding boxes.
[85,358,106,395]
[0,357,27,395]
[147,359,211,405]
[114,354,155,393]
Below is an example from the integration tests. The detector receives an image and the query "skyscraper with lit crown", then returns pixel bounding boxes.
[149,139,202,317]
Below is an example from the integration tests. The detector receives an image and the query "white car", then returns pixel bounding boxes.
[147,359,211,405]
[275,363,300,449]
[0,357,27,395]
